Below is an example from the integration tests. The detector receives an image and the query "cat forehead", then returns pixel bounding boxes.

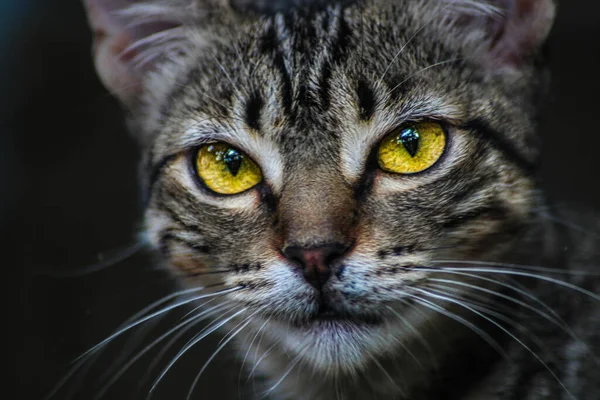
[143,0,539,192]
[148,5,468,156]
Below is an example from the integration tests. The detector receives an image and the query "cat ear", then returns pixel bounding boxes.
[450,0,556,69]
[83,0,226,105]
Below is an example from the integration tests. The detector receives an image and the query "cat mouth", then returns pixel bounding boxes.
[291,303,384,328]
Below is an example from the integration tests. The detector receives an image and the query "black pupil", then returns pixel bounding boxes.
[223,149,243,176]
[399,128,420,157]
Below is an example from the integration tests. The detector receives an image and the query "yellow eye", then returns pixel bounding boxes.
[378,121,446,174]
[195,143,262,195]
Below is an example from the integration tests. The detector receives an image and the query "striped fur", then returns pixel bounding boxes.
[81,0,599,399]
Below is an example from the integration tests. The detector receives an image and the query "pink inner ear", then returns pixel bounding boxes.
[86,0,140,100]
[119,21,183,70]
[85,0,191,103]
[488,0,555,67]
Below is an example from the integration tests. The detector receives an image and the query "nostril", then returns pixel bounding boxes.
[282,243,348,290]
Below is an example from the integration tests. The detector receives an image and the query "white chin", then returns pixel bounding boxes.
[269,317,396,372]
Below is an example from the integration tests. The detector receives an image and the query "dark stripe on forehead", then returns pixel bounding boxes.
[261,21,293,114]
[287,12,314,114]
[357,78,376,121]
[318,7,352,110]
[245,91,263,131]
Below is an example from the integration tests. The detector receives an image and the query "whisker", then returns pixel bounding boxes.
[247,341,279,384]
[423,271,600,365]
[404,293,508,358]
[425,266,600,302]
[34,241,145,278]
[384,305,427,369]
[42,286,214,400]
[431,259,600,276]
[179,296,221,322]
[376,0,460,86]
[537,211,600,238]
[134,302,235,396]
[186,306,266,400]
[418,268,573,335]
[414,287,577,400]
[96,312,167,388]
[427,278,575,338]
[93,302,236,400]
[148,306,248,396]
[260,347,306,400]
[238,314,272,389]
[208,49,248,103]
[386,58,465,95]
[232,40,256,94]
[394,298,440,367]
[79,284,238,361]
[368,354,405,396]
[424,284,563,365]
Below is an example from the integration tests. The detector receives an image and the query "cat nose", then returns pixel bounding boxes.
[283,243,348,290]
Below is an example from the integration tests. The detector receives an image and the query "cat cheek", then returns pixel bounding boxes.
[171,257,207,276]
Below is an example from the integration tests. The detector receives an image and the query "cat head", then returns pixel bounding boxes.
[84,0,555,375]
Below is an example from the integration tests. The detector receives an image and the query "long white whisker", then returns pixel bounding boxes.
[186,306,266,400]
[425,284,562,366]
[82,286,241,361]
[93,302,235,400]
[376,0,460,87]
[135,302,236,397]
[41,286,216,400]
[369,354,405,396]
[148,307,248,396]
[431,260,600,276]
[386,58,465,94]
[537,211,600,238]
[384,305,428,369]
[37,241,144,277]
[260,348,306,400]
[425,274,600,366]
[427,278,574,336]
[414,287,577,400]
[423,269,567,327]
[141,298,224,373]
[395,298,440,368]
[247,341,279,384]
[429,267,600,302]
[405,293,508,358]
[97,311,167,387]
[238,314,272,388]
[208,49,248,103]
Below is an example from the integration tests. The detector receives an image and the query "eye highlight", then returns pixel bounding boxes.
[377,121,446,174]
[195,143,262,195]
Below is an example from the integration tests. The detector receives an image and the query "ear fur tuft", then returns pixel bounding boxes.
[443,0,556,69]
[84,0,226,105]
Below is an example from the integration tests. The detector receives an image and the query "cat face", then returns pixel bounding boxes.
[85,0,555,375]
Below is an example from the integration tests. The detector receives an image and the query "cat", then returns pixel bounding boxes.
[50,0,599,399]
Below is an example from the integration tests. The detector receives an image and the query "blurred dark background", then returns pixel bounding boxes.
[6,1,599,399]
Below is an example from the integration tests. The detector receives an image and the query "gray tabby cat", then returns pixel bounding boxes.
[71,0,599,399]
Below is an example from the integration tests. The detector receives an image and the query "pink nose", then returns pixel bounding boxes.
[283,244,347,290]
